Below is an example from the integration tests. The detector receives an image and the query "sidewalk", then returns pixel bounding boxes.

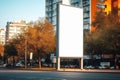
[19,67,56,71]
[1,66,120,73]
[19,67,120,73]
[59,68,120,73]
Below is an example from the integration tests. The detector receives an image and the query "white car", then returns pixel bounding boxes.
[15,62,24,68]
[84,65,95,69]
[99,66,109,69]
[3,63,7,67]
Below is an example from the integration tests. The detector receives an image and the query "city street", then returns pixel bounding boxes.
[0,68,120,80]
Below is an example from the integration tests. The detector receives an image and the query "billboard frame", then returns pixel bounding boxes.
[56,4,84,70]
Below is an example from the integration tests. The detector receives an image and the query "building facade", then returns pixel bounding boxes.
[45,0,62,31]
[46,0,120,32]
[45,0,91,32]
[5,20,28,43]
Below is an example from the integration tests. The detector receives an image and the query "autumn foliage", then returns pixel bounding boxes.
[25,20,56,68]
[0,44,4,56]
[4,19,56,68]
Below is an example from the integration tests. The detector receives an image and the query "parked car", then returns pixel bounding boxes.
[110,66,114,69]
[3,63,7,67]
[42,63,48,67]
[15,62,24,68]
[84,65,95,69]
[98,66,109,69]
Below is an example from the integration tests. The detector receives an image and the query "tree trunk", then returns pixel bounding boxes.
[38,56,41,68]
[114,54,117,69]
[13,56,15,67]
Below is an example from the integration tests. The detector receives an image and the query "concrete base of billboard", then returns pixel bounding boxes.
[81,57,83,69]
[56,57,60,70]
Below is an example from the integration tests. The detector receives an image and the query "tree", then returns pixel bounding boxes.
[0,44,4,56]
[25,19,56,68]
[92,11,120,30]
[92,12,107,30]
[91,12,120,55]
[85,12,120,68]
[4,41,18,67]
[4,19,56,68]
[14,34,26,57]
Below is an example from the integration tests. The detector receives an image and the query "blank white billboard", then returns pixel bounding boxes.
[58,4,83,57]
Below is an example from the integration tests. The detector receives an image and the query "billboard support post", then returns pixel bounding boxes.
[81,57,83,69]
[56,57,60,70]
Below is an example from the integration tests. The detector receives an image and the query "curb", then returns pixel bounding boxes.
[58,69,120,73]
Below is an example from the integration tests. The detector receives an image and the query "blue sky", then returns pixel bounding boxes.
[0,0,45,28]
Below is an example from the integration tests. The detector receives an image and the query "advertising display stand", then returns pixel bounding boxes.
[56,4,84,70]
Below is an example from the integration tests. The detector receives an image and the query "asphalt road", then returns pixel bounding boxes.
[0,68,120,80]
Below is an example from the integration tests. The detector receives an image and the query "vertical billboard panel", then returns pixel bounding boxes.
[58,4,83,57]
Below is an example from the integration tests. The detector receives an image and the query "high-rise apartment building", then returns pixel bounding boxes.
[5,20,28,43]
[45,0,62,31]
[71,0,90,31]
[45,0,90,32]
[90,0,120,31]
[45,0,120,32]
[0,28,6,45]
[92,0,120,18]
[71,0,112,31]
[71,0,82,7]
[82,0,90,31]
[111,0,120,15]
